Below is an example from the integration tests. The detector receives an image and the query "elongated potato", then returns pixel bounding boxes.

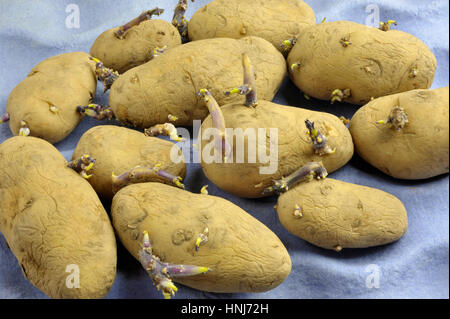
[108,36,286,128]
[0,136,117,298]
[111,183,292,293]
[349,87,449,179]
[200,101,354,198]
[277,178,408,251]
[72,125,186,199]
[287,21,437,105]
[6,52,97,143]
[90,19,181,74]
[188,0,315,52]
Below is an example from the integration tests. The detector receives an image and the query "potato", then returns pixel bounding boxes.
[276,177,408,251]
[349,87,449,179]
[111,182,292,294]
[90,17,181,74]
[72,125,186,200]
[200,101,354,198]
[107,36,286,128]
[0,136,117,298]
[6,52,97,144]
[287,21,437,105]
[188,0,315,52]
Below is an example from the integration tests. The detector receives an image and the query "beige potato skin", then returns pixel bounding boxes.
[72,125,186,200]
[277,178,408,250]
[287,21,437,105]
[0,137,117,298]
[349,87,449,179]
[7,52,97,144]
[90,20,181,74]
[188,0,315,52]
[200,101,354,198]
[109,36,286,128]
[111,183,292,293]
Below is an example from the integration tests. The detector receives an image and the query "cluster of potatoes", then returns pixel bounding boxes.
[0,0,448,299]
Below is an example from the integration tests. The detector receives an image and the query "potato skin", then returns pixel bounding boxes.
[6,52,97,144]
[111,183,292,293]
[188,0,315,52]
[90,20,181,74]
[349,87,449,179]
[72,125,186,199]
[109,36,286,128]
[0,137,117,298]
[200,101,354,198]
[287,21,437,105]
[277,178,408,250]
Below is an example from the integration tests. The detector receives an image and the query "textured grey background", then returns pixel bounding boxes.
[0,0,448,299]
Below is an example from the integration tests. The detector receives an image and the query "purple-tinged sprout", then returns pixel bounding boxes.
[139,230,211,299]
[280,37,297,55]
[0,113,10,124]
[89,57,119,93]
[290,62,301,72]
[340,36,352,47]
[194,226,209,252]
[68,154,96,179]
[144,123,184,142]
[339,116,350,125]
[18,120,30,137]
[376,106,409,131]
[200,185,208,195]
[152,45,168,58]
[262,162,328,195]
[77,103,115,120]
[379,20,397,31]
[114,8,164,39]
[330,88,351,104]
[111,165,185,194]
[305,119,336,156]
[225,54,258,107]
[172,0,193,43]
[197,89,231,163]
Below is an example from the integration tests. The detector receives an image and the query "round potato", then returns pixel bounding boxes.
[276,178,408,251]
[200,101,354,198]
[111,182,292,293]
[188,0,315,52]
[6,52,97,144]
[72,125,186,199]
[349,87,449,179]
[287,21,437,105]
[108,36,286,128]
[0,136,117,298]
[90,19,181,74]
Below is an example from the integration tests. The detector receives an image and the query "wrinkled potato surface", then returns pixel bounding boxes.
[189,0,315,52]
[287,21,437,105]
[349,87,449,179]
[277,178,408,250]
[0,136,117,298]
[90,19,181,74]
[112,183,292,293]
[6,52,97,144]
[109,36,286,128]
[200,101,354,198]
[72,125,186,199]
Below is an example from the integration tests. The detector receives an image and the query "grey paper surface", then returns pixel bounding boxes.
[0,0,448,299]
